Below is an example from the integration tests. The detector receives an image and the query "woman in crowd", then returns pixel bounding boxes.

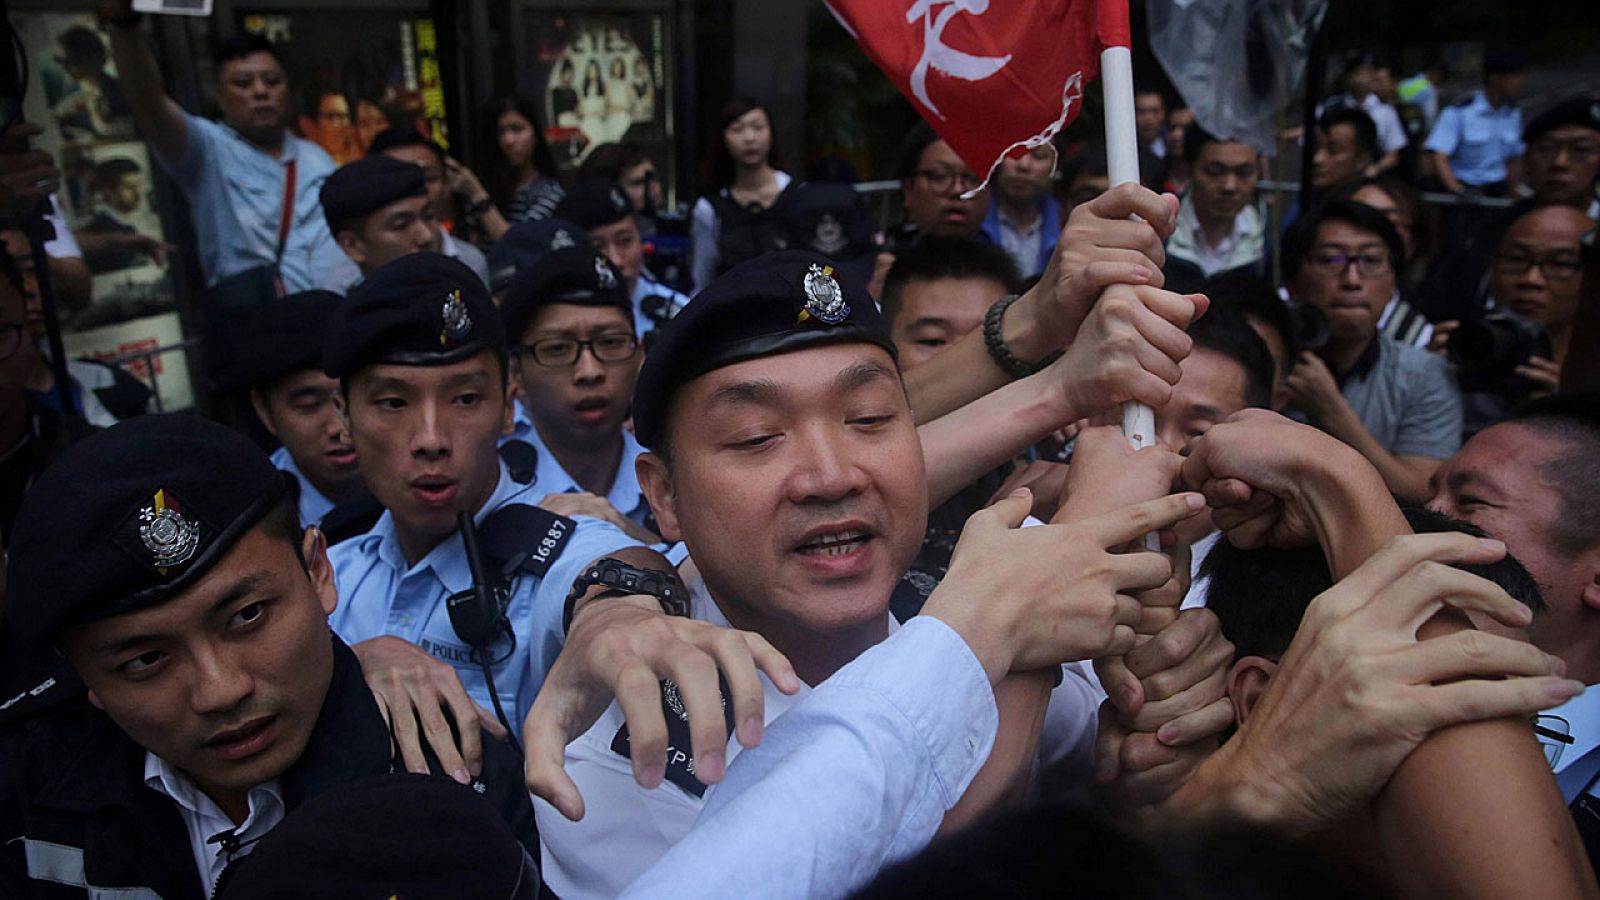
[690,97,791,293]
[477,95,564,242]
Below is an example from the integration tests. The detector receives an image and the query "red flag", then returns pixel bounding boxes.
[827,0,1131,185]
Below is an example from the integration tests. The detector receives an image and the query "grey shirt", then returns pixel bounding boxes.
[1341,333,1463,460]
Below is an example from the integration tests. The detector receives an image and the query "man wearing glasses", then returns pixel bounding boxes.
[896,123,990,242]
[501,247,662,546]
[1453,205,1593,435]
[1281,200,1463,501]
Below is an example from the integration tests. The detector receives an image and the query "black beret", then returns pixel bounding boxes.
[632,249,896,450]
[320,155,427,235]
[235,290,341,390]
[1525,95,1600,142]
[324,252,503,378]
[554,177,633,230]
[7,414,288,652]
[1484,48,1528,75]
[367,126,445,162]
[218,774,537,900]
[488,217,587,295]
[781,180,878,288]
[501,246,632,342]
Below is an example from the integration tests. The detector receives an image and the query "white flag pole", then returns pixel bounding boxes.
[1101,45,1161,550]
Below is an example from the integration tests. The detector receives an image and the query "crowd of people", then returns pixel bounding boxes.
[1,3,1600,897]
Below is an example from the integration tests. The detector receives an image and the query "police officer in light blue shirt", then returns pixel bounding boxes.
[236,291,363,530]
[555,179,688,345]
[1426,50,1528,193]
[500,246,662,547]
[317,253,660,744]
[104,20,346,292]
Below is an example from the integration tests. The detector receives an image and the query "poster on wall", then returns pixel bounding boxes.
[9,10,192,410]
[241,10,449,162]
[521,9,672,188]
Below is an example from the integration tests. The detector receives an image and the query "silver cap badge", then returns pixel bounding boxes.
[139,489,200,571]
[799,264,848,325]
[595,256,618,290]
[440,288,471,344]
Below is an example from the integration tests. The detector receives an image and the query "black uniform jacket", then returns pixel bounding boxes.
[0,634,536,899]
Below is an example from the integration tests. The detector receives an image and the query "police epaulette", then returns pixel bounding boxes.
[476,504,576,580]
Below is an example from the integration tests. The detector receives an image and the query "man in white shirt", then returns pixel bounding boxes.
[1165,128,1265,279]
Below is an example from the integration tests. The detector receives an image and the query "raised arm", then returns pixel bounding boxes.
[101,0,189,164]
[903,184,1179,423]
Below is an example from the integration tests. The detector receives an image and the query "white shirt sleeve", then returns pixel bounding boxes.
[619,616,998,900]
[689,197,718,296]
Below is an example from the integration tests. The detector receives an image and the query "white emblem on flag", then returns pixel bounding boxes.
[906,0,1013,119]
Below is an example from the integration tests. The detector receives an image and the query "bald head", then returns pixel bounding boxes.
[1489,205,1593,331]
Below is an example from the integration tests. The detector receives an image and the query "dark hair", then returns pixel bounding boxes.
[1186,307,1275,410]
[0,243,22,295]
[1282,198,1405,284]
[1058,143,1109,186]
[479,95,559,211]
[1403,506,1546,613]
[56,26,107,70]
[1505,393,1600,555]
[702,97,777,189]
[1133,83,1167,104]
[92,158,141,192]
[1204,270,1298,372]
[580,142,651,181]
[1317,107,1379,164]
[215,32,284,71]
[1327,176,1440,263]
[880,236,1018,325]
[367,127,446,166]
[895,121,943,181]
[1182,124,1254,169]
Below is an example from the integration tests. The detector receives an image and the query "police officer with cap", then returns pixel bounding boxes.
[237,290,364,531]
[0,414,534,899]
[556,177,688,342]
[318,154,440,293]
[1523,94,1600,215]
[320,251,678,773]
[500,246,662,547]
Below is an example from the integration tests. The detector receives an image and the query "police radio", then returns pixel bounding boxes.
[446,512,522,751]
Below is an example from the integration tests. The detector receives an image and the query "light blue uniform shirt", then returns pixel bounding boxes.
[1548,689,1600,803]
[326,463,640,726]
[157,114,346,291]
[1425,91,1525,187]
[269,446,336,529]
[620,616,999,900]
[519,424,652,528]
[631,271,689,341]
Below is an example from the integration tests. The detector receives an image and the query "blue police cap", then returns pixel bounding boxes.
[323,252,503,378]
[501,246,632,342]
[320,155,427,235]
[554,177,633,230]
[488,217,588,295]
[631,249,896,450]
[236,290,341,390]
[7,414,289,652]
[1524,95,1600,142]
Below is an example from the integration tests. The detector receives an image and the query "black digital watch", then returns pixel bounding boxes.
[563,557,690,634]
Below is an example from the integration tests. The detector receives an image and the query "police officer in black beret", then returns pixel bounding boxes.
[0,414,535,900]
[1523,94,1600,213]
[318,154,439,293]
[237,291,364,532]
[556,177,688,341]
[498,247,662,547]
[486,216,587,300]
[318,251,693,779]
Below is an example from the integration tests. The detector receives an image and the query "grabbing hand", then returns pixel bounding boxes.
[1284,351,1343,420]
[352,635,509,785]
[1514,355,1561,395]
[1050,284,1208,422]
[523,596,798,821]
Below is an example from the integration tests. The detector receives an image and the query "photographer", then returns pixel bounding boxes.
[1282,200,1463,502]
[1433,205,1590,436]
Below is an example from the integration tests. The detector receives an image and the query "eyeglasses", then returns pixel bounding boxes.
[513,333,638,368]
[916,168,982,195]
[1494,251,1583,282]
[1527,139,1600,163]
[1308,250,1391,277]
[1535,714,1575,768]
[0,324,23,361]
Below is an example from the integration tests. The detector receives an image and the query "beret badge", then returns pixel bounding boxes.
[139,488,200,573]
[595,256,618,290]
[440,288,472,345]
[798,264,847,325]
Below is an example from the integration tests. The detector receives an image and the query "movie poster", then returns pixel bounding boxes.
[522,10,672,186]
[10,10,192,411]
[241,10,449,161]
